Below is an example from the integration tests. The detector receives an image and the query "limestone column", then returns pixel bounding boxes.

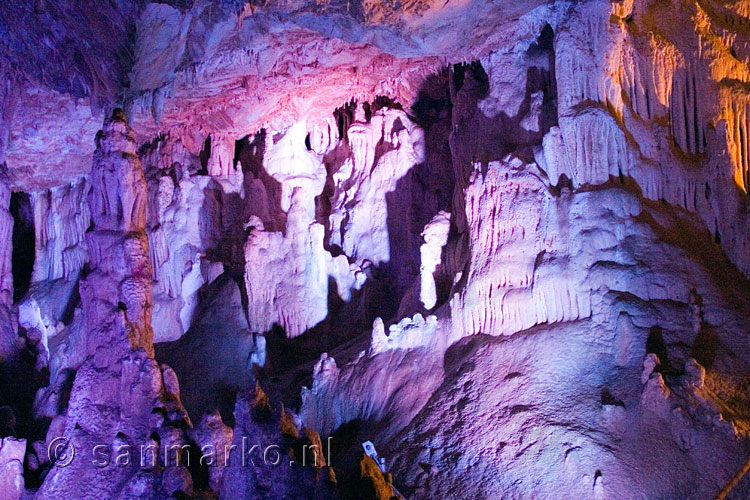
[36,109,190,500]
[79,108,153,360]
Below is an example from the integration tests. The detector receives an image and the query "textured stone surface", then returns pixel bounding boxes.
[0,171,15,359]
[141,135,224,342]
[244,183,363,339]
[219,388,337,500]
[30,178,89,284]
[34,111,191,500]
[187,410,233,492]
[3,0,750,499]
[0,437,25,500]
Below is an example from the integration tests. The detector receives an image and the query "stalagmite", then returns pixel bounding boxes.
[419,211,450,310]
[35,109,190,500]
[81,108,152,355]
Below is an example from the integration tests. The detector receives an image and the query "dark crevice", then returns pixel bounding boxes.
[184,439,211,492]
[646,326,678,376]
[10,191,35,302]
[601,388,625,407]
[233,134,247,167]
[691,322,719,369]
[198,135,211,175]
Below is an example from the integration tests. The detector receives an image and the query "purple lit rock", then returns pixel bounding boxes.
[1,1,750,499]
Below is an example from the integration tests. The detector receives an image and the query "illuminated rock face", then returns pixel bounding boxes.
[0,174,15,359]
[34,111,192,500]
[327,108,426,267]
[140,135,227,342]
[30,179,90,284]
[0,437,25,500]
[3,1,750,499]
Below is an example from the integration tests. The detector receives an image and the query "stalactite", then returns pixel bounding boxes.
[720,87,750,192]
[670,61,706,155]
[327,106,426,270]
[30,178,90,283]
[619,33,679,122]
[207,133,236,178]
[244,186,362,338]
[6,1,750,499]
[450,158,592,338]
[556,108,631,187]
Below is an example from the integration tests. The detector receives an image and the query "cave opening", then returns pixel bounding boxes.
[10,192,34,302]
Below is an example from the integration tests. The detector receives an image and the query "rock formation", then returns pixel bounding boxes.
[0,437,25,500]
[141,135,226,342]
[2,0,750,499]
[0,170,16,359]
[35,110,191,500]
[30,178,90,284]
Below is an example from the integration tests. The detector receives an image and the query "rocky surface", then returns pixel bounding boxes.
[34,110,193,500]
[0,170,16,359]
[2,0,750,499]
[0,437,25,500]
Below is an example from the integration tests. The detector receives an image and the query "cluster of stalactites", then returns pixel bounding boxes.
[30,178,90,283]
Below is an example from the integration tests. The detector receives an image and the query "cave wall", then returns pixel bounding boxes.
[2,0,750,499]
[0,171,15,359]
